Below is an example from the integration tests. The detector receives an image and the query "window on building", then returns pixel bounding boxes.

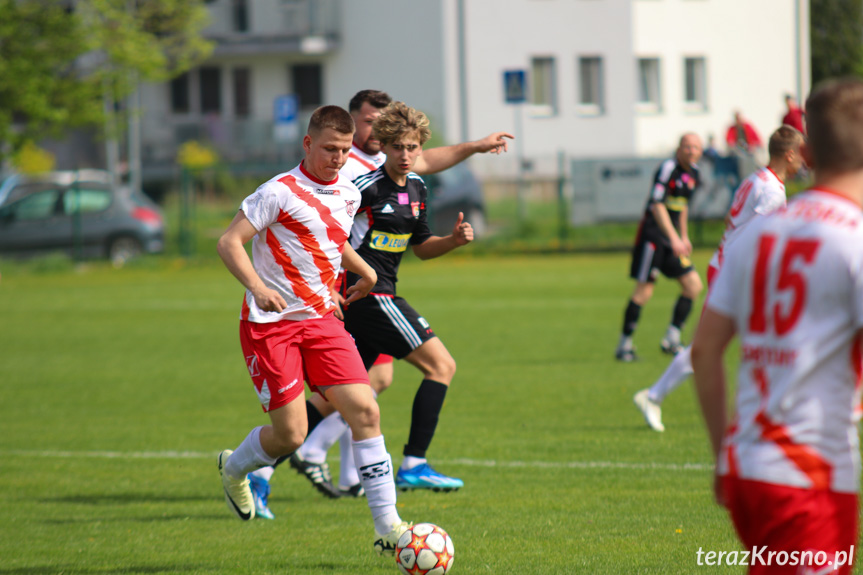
[200,67,222,114]
[684,57,707,111]
[170,73,190,114]
[292,64,323,110]
[578,56,604,115]
[530,57,557,116]
[637,58,661,113]
[233,68,251,118]
[232,0,248,32]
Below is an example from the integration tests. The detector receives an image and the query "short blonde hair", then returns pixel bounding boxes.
[372,101,432,147]
[805,78,863,172]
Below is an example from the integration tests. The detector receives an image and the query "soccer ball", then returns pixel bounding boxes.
[395,523,455,575]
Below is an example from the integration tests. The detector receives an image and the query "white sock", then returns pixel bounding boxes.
[648,345,693,403]
[352,435,400,535]
[225,426,277,480]
[338,389,374,488]
[249,465,274,482]
[400,455,426,471]
[664,325,682,345]
[339,428,359,488]
[299,411,350,465]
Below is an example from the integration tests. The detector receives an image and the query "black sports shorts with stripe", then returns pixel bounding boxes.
[343,293,436,369]
[629,238,694,283]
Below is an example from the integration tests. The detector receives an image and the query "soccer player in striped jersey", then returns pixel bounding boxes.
[692,78,863,574]
[633,125,805,432]
[215,105,413,557]
[281,90,512,501]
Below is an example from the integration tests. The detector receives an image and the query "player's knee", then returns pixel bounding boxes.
[430,355,456,384]
[271,428,305,456]
[370,376,392,394]
[351,398,381,430]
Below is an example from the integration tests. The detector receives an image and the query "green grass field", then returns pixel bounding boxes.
[1,250,853,574]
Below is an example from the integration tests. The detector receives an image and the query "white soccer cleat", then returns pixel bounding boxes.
[218,449,255,520]
[374,520,412,557]
[634,389,665,432]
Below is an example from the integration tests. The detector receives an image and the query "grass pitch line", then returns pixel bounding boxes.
[0,449,712,471]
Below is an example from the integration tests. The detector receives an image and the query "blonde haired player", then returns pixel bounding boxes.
[693,78,863,574]
[634,125,805,432]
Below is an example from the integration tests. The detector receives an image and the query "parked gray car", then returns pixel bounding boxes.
[423,163,487,237]
[0,178,164,265]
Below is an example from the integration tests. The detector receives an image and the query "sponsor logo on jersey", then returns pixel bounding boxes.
[666,196,689,211]
[411,201,421,218]
[315,188,341,195]
[381,203,394,214]
[418,317,430,329]
[397,192,409,205]
[370,230,411,252]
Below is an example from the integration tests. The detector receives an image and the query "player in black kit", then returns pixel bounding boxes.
[615,133,704,362]
[342,101,472,491]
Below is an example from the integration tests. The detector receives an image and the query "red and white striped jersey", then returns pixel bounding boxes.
[709,167,786,270]
[239,162,361,323]
[707,188,863,493]
[341,144,385,248]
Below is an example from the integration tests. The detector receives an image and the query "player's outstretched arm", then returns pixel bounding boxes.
[341,244,377,305]
[412,212,473,260]
[414,132,514,175]
[217,211,287,313]
[691,308,736,506]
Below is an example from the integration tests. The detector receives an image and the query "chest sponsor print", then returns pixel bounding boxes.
[370,230,411,252]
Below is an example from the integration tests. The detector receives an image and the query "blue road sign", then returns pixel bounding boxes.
[504,70,527,104]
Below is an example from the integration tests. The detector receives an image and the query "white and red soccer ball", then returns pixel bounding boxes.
[395,523,455,575]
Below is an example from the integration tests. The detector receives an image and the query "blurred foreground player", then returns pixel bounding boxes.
[692,78,863,574]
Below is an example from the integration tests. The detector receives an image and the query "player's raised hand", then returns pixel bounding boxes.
[452,212,474,245]
[475,132,514,155]
[252,286,288,313]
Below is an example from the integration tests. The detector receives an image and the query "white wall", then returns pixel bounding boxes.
[460,0,636,176]
[326,1,448,138]
[633,0,808,157]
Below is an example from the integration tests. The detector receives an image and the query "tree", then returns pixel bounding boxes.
[810,0,863,86]
[0,0,212,163]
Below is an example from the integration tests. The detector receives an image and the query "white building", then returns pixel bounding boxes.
[138,0,809,181]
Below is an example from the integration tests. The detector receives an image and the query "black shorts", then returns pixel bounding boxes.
[629,238,694,283]
[343,294,436,369]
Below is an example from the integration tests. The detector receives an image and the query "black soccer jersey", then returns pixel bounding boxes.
[637,159,701,245]
[346,166,433,295]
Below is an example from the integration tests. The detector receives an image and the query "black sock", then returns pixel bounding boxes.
[671,296,693,329]
[622,300,642,336]
[273,401,324,468]
[403,379,448,458]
